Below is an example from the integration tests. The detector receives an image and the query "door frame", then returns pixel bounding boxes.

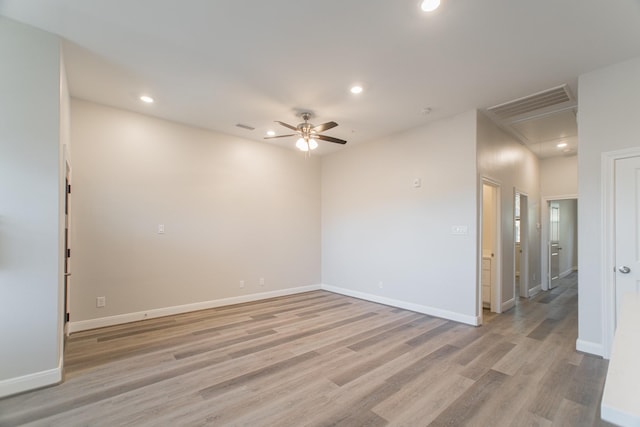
[479,177,502,321]
[514,189,529,298]
[602,147,640,359]
[64,160,72,336]
[541,194,577,292]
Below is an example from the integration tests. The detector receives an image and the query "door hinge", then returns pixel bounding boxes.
[65,313,70,322]
[67,248,71,258]
[67,184,71,194]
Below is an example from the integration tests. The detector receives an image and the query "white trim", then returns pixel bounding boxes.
[601,405,638,427]
[600,148,640,359]
[0,366,62,398]
[322,284,480,326]
[501,297,516,312]
[68,285,321,333]
[576,338,604,357]
[559,268,574,279]
[543,194,579,201]
[528,284,542,297]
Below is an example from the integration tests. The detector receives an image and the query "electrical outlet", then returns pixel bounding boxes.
[259,277,265,286]
[378,281,383,289]
[96,296,106,308]
[239,280,245,288]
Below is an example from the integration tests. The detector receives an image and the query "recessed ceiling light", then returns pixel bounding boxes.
[140,95,154,104]
[557,142,568,148]
[266,130,276,137]
[421,0,441,12]
[350,85,363,94]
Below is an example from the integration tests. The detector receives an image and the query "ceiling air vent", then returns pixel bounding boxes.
[487,85,573,121]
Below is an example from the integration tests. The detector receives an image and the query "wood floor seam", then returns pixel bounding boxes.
[0,273,613,427]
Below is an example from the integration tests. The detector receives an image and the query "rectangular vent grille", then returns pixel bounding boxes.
[487,85,572,120]
[235,123,255,131]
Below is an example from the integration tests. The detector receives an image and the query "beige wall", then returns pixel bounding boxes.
[477,112,541,308]
[69,99,321,325]
[541,155,578,198]
[321,110,479,324]
[0,18,65,397]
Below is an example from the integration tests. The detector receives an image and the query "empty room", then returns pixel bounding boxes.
[2,1,640,426]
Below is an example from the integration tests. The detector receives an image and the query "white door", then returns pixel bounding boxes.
[614,156,640,326]
[515,192,529,298]
[549,202,561,289]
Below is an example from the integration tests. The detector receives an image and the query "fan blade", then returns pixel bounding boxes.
[264,134,297,139]
[275,121,298,131]
[312,121,338,133]
[316,134,347,145]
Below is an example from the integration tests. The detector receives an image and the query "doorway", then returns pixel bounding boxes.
[514,191,529,298]
[64,162,72,336]
[545,199,578,290]
[603,150,640,357]
[481,180,501,315]
[613,156,640,326]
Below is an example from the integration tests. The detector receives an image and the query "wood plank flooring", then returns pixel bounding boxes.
[0,272,614,426]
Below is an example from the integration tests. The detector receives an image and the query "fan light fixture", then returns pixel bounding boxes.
[296,138,318,151]
[421,0,441,12]
[557,142,568,148]
[140,95,154,103]
[264,112,347,153]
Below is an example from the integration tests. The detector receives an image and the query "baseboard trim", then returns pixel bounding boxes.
[576,338,605,358]
[501,298,516,312]
[321,284,480,326]
[0,366,62,399]
[68,285,321,333]
[528,284,542,297]
[560,269,574,278]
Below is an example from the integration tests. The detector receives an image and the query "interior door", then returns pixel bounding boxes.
[549,202,561,289]
[614,156,640,326]
[516,192,528,297]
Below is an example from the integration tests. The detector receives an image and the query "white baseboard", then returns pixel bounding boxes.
[0,366,61,399]
[321,284,480,326]
[576,338,605,358]
[501,298,516,312]
[68,285,321,333]
[528,284,542,297]
[560,269,574,278]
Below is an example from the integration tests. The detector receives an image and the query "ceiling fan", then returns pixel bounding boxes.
[264,112,347,151]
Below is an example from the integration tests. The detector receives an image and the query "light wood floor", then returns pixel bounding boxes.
[0,273,613,426]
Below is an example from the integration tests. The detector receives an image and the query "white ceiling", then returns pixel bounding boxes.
[2,0,640,157]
